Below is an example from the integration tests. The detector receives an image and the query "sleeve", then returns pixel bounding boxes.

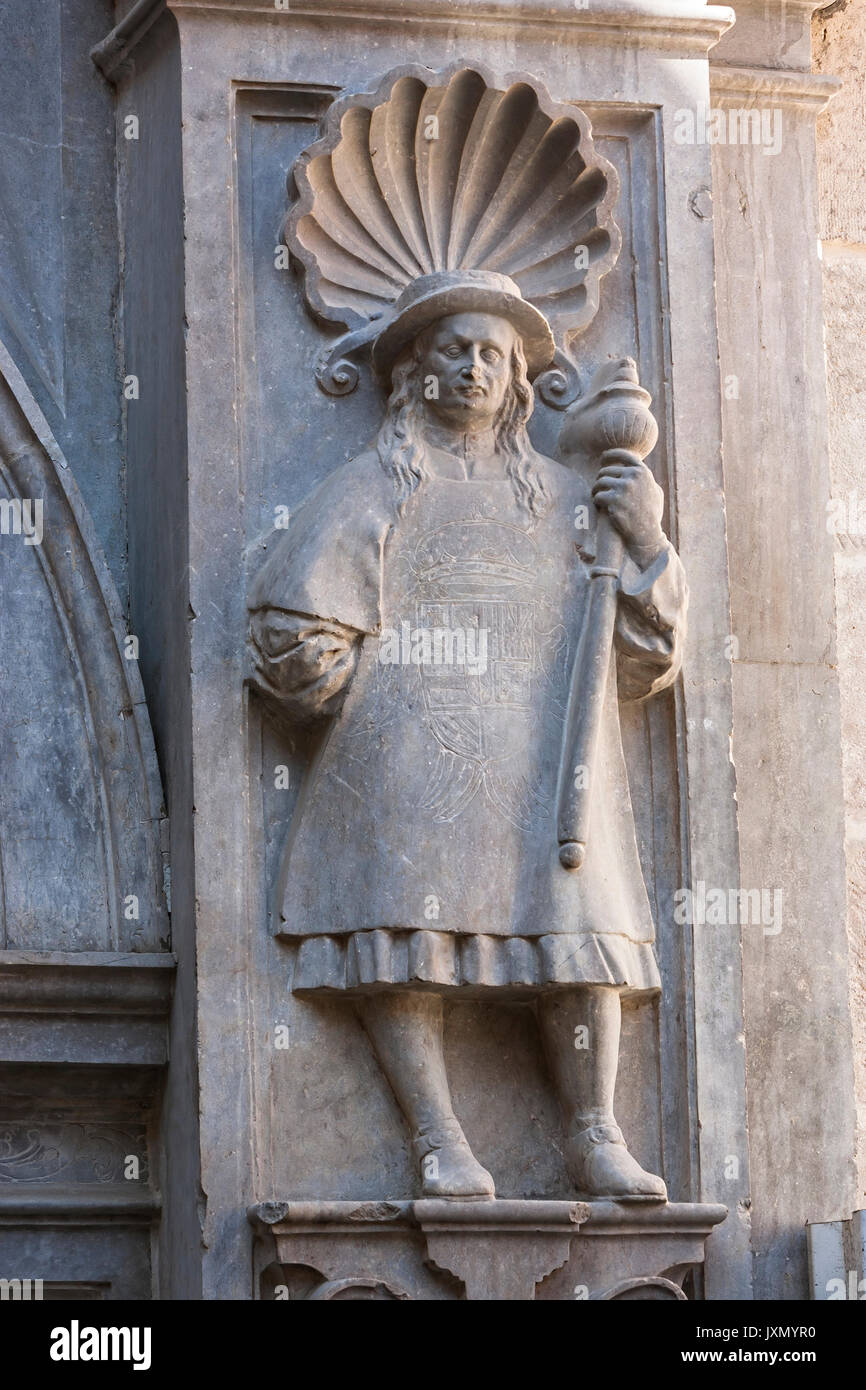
[247,453,393,725]
[248,453,391,636]
[614,540,688,703]
[249,609,363,723]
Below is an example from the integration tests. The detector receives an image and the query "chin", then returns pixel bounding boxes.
[447,400,492,420]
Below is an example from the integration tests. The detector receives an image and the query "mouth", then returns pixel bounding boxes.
[456,385,486,401]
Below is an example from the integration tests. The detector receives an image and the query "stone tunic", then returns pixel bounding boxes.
[249,431,687,997]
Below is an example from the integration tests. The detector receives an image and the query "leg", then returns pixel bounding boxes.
[537,985,666,1199]
[355,989,494,1198]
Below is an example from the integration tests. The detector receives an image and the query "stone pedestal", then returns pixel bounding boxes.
[250,1199,727,1301]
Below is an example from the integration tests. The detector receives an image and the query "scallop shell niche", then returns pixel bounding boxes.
[284,64,622,400]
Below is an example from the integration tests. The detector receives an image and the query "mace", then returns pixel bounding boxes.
[556,357,659,871]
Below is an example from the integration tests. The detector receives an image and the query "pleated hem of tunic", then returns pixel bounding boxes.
[291,929,661,997]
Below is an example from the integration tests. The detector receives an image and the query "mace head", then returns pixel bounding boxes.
[559,357,658,462]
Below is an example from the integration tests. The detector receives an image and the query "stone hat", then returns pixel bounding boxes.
[370,270,556,382]
[285,66,621,396]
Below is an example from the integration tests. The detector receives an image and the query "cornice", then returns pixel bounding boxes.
[94,0,735,79]
[0,952,175,1068]
[710,62,842,110]
[719,0,833,16]
[0,1188,160,1223]
[0,952,176,1016]
[173,0,736,47]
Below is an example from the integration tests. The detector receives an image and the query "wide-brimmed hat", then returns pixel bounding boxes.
[371,271,556,382]
[285,65,621,397]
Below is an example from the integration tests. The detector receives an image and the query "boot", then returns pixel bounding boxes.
[566,1120,666,1200]
[412,1117,495,1199]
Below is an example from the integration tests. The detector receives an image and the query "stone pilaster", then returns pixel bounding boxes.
[711,3,856,1299]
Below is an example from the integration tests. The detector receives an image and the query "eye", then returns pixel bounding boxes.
[482,349,502,363]
[444,345,462,357]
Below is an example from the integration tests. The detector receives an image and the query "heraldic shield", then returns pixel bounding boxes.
[406,516,564,829]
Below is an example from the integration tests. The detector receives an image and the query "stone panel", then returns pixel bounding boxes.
[0,345,168,953]
[0,0,126,597]
[733,658,856,1297]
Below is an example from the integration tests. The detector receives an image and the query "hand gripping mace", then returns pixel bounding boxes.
[556,358,659,871]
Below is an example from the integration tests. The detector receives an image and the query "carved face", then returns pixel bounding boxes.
[418,312,517,430]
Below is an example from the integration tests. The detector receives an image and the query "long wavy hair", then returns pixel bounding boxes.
[376,323,550,520]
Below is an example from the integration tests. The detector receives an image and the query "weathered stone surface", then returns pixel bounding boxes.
[0,952,174,1066]
[124,0,748,1298]
[3,0,860,1304]
[244,65,694,1225]
[0,0,127,597]
[815,118,866,1204]
[733,660,855,1296]
[807,1207,866,1299]
[0,345,169,953]
[0,1061,163,1299]
[815,0,866,244]
[0,160,170,1294]
[250,1197,727,1300]
[710,26,857,1296]
[110,6,202,1297]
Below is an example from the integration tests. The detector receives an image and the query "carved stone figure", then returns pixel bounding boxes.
[249,67,687,1202]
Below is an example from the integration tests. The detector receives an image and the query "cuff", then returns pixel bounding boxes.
[618,540,679,632]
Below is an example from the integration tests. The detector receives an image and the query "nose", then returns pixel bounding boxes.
[459,347,484,379]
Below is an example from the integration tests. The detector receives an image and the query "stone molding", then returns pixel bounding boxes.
[92,0,735,78]
[711,61,842,109]
[0,1186,160,1224]
[0,952,174,1067]
[416,1199,590,1300]
[250,1199,728,1300]
[169,0,734,42]
[0,953,175,1016]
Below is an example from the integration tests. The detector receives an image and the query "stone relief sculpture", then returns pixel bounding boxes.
[249,66,687,1203]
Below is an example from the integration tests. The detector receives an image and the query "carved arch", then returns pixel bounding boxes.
[0,341,168,951]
